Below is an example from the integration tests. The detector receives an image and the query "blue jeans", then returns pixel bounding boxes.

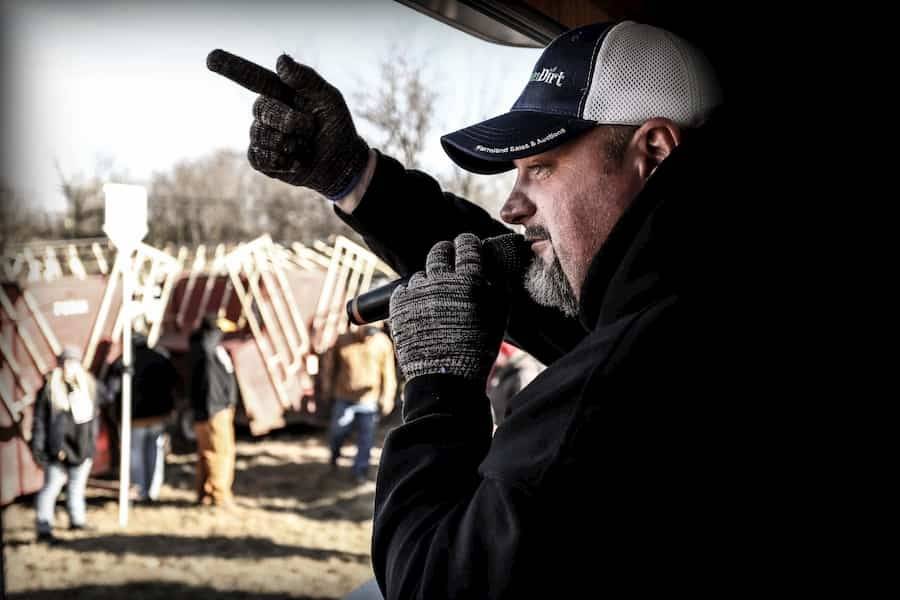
[329,399,377,477]
[131,423,166,500]
[35,459,93,533]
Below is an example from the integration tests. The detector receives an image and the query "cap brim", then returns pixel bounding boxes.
[440,111,596,175]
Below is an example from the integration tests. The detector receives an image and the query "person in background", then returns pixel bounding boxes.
[107,333,178,503]
[189,315,238,507]
[486,342,545,427]
[30,347,101,542]
[320,324,397,483]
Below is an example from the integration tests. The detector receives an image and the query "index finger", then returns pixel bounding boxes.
[207,49,296,107]
[454,233,483,276]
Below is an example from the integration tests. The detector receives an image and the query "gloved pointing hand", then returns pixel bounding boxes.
[389,233,509,387]
[207,49,369,201]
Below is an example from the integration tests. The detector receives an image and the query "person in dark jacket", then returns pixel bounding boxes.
[189,315,238,507]
[219,20,755,598]
[486,343,544,428]
[31,347,100,543]
[107,333,178,502]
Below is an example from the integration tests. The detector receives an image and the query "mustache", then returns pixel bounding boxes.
[524,226,551,242]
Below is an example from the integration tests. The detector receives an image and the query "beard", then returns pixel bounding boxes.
[524,252,579,318]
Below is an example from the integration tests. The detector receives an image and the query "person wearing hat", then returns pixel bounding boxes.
[215,19,750,596]
[188,314,239,507]
[30,347,100,543]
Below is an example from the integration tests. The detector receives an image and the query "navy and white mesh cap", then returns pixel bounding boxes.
[441,21,723,174]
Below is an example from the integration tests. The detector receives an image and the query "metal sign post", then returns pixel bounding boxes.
[102,183,147,528]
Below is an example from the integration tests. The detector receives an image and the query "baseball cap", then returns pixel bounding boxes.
[440,21,723,174]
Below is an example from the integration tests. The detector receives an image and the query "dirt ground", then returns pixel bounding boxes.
[2,423,390,599]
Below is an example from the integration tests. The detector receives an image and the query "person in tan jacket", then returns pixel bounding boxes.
[320,324,397,482]
[189,315,238,507]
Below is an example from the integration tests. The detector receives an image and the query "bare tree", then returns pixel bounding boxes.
[148,150,252,244]
[354,49,436,169]
[0,180,61,251]
[350,48,519,221]
[56,161,103,237]
[56,158,134,238]
[354,48,515,216]
[245,166,361,245]
[433,60,524,217]
[146,149,361,247]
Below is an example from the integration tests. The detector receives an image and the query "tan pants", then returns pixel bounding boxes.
[193,406,235,506]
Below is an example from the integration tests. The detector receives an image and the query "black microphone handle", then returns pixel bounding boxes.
[347,277,407,326]
[345,233,529,326]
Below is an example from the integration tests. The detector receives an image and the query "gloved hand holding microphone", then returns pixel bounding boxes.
[389,233,529,390]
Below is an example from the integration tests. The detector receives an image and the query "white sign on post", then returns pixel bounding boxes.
[103,183,147,528]
[103,183,148,251]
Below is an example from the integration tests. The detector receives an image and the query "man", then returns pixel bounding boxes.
[31,348,100,542]
[107,333,178,503]
[319,324,397,483]
[189,315,238,507]
[215,19,747,597]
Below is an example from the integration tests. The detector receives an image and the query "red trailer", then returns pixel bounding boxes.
[1,234,395,505]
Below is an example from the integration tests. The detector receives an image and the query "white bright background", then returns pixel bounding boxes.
[0,0,542,212]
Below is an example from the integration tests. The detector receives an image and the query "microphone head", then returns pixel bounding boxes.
[481,233,532,288]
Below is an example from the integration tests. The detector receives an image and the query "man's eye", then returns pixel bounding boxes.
[528,164,549,178]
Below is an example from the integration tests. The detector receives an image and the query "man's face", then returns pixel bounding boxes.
[500,127,643,315]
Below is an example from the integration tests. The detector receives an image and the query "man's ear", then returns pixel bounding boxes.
[634,118,682,180]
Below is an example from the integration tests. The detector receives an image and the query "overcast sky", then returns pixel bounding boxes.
[0,0,542,211]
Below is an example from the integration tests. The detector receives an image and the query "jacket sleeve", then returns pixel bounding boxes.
[29,384,50,466]
[372,374,527,599]
[334,151,587,365]
[378,336,398,415]
[336,151,511,277]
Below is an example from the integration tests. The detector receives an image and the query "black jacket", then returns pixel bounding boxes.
[189,325,237,422]
[340,111,760,597]
[30,376,98,467]
[107,339,178,422]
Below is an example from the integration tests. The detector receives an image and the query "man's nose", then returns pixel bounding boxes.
[500,190,535,225]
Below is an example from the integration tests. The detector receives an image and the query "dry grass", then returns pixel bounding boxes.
[2,426,386,599]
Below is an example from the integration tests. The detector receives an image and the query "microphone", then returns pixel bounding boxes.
[346,233,531,326]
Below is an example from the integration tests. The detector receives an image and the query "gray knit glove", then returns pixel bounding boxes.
[207,50,368,201]
[389,233,509,385]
